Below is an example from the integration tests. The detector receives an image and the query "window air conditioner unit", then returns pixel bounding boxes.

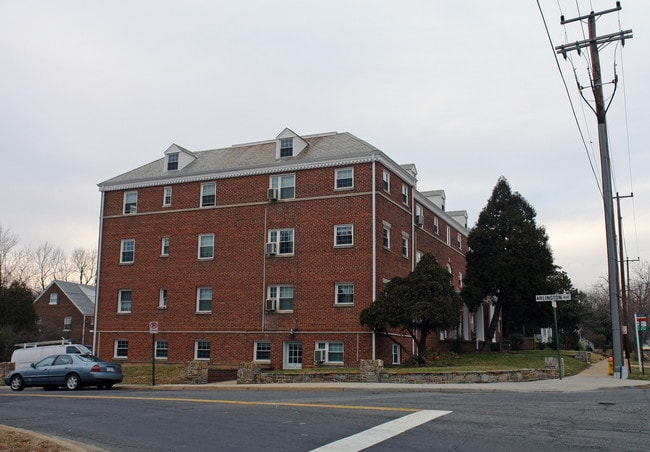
[265,242,277,255]
[314,349,326,363]
[415,215,423,226]
[265,299,276,311]
[267,188,278,201]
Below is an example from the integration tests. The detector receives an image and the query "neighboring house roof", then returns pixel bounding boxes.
[37,281,96,316]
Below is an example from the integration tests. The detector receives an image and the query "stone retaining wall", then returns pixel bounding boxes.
[237,359,559,385]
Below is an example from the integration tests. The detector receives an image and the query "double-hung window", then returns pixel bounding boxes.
[114,340,128,358]
[382,222,391,250]
[382,170,390,192]
[268,229,294,255]
[334,224,353,247]
[201,183,216,207]
[195,340,210,360]
[118,289,132,313]
[196,287,212,313]
[270,174,295,200]
[198,234,214,259]
[401,233,409,258]
[402,184,409,204]
[279,138,293,157]
[433,217,439,234]
[392,344,401,364]
[166,152,179,171]
[123,191,138,214]
[163,187,172,206]
[254,341,271,362]
[161,237,170,257]
[49,293,58,305]
[315,342,344,364]
[268,285,293,311]
[120,239,135,264]
[335,168,353,189]
[335,283,354,305]
[155,340,168,359]
[159,288,167,309]
[63,316,72,331]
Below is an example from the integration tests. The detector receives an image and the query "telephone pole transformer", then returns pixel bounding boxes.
[555,2,633,378]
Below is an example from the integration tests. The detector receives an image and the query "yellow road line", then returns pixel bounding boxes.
[0,393,419,412]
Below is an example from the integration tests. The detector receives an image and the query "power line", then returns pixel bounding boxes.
[537,0,602,194]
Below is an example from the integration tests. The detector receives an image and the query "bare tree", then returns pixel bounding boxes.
[33,242,70,291]
[0,224,19,286]
[70,247,98,285]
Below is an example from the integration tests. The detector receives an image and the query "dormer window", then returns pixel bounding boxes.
[275,128,308,159]
[280,138,293,157]
[167,152,179,171]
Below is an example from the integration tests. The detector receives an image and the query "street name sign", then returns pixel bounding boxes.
[536,293,571,302]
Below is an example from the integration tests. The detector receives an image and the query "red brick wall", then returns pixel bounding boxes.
[97,161,466,367]
[34,286,92,347]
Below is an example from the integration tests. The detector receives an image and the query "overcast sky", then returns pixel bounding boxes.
[1,1,647,290]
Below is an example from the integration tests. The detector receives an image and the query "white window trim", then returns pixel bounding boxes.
[267,228,294,256]
[402,184,409,205]
[163,186,172,207]
[315,341,344,364]
[158,288,167,309]
[267,285,294,313]
[335,283,354,306]
[269,174,296,200]
[198,233,215,260]
[392,343,401,365]
[120,239,135,264]
[155,340,169,359]
[446,226,451,245]
[433,217,439,234]
[49,293,58,305]
[63,316,72,331]
[334,224,354,247]
[200,182,216,207]
[161,237,169,257]
[382,221,391,250]
[254,341,271,363]
[334,167,354,190]
[382,170,390,192]
[401,232,409,258]
[123,191,138,215]
[114,339,128,359]
[196,287,212,313]
[194,340,211,360]
[118,289,132,314]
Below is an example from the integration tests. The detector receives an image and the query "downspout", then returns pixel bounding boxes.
[92,190,105,355]
[371,156,377,360]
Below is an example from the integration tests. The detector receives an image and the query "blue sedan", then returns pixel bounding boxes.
[5,354,123,391]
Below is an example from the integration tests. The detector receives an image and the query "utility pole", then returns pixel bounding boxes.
[556,2,633,378]
[615,192,633,373]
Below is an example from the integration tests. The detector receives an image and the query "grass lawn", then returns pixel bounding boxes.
[121,350,603,383]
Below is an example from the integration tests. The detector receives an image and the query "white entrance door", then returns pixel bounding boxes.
[283,342,302,369]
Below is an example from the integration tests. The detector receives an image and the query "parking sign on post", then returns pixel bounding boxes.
[149,321,158,385]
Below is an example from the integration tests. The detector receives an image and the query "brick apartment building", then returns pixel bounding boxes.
[34,280,95,348]
[95,128,490,369]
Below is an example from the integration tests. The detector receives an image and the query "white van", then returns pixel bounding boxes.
[11,340,92,370]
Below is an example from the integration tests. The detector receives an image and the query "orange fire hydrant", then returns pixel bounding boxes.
[607,356,614,375]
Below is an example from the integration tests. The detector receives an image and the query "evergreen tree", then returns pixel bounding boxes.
[462,177,555,350]
[360,253,462,363]
[0,281,38,361]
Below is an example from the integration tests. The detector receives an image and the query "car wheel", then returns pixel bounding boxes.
[9,375,25,392]
[65,373,81,390]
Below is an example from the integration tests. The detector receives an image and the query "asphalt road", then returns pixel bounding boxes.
[1,386,649,451]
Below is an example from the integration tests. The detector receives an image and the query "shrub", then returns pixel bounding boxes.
[509,334,525,351]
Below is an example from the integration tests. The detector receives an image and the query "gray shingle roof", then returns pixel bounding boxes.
[47,281,95,316]
[99,131,383,191]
